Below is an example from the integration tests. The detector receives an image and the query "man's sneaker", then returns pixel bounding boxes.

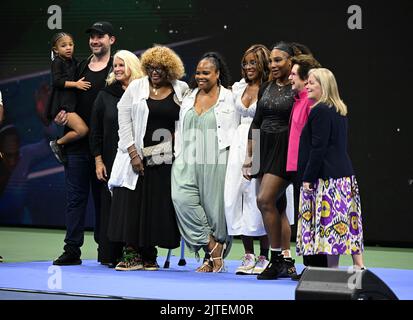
[252,255,269,275]
[115,248,143,271]
[0,255,3,263]
[49,140,67,164]
[53,252,82,266]
[282,257,298,279]
[143,260,159,271]
[235,254,256,275]
[257,255,287,280]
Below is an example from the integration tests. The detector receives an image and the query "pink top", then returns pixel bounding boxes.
[286,89,313,172]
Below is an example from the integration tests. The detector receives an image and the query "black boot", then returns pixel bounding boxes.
[257,252,287,280]
[291,267,306,281]
[53,251,81,266]
[292,254,328,281]
[282,257,298,279]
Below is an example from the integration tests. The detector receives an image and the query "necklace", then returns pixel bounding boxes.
[245,84,257,100]
[151,83,161,96]
[275,80,290,91]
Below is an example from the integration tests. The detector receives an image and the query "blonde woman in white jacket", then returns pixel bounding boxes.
[108,46,188,271]
[171,52,238,273]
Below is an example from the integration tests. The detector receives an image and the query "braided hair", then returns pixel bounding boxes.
[50,32,74,60]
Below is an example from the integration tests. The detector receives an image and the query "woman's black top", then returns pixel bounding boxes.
[144,92,180,147]
[89,81,124,177]
[248,81,295,137]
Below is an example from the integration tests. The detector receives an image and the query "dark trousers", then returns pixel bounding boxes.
[63,153,101,257]
[138,246,158,262]
[98,185,123,263]
[303,254,328,267]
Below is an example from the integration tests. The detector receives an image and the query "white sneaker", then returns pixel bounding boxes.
[252,255,269,275]
[235,254,256,275]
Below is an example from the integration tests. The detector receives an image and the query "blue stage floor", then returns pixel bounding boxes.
[0,256,412,300]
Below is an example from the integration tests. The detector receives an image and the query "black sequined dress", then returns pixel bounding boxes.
[249,81,295,180]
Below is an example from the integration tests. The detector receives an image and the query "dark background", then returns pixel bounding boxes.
[0,0,412,246]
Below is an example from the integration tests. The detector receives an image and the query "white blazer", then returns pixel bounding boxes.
[174,86,239,158]
[108,76,189,190]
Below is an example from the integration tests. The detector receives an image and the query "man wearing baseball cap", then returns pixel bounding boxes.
[53,21,116,266]
[86,21,115,36]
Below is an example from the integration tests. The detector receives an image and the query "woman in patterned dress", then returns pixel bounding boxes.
[296,68,365,269]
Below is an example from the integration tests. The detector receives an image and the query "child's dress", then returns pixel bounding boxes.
[45,56,78,123]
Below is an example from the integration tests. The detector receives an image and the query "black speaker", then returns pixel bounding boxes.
[295,267,398,300]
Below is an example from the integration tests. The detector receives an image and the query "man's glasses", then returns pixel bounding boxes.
[241,60,257,69]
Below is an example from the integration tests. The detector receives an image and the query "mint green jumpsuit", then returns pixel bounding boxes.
[171,107,231,257]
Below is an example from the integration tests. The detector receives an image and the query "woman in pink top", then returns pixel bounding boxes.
[287,54,323,279]
[287,54,321,172]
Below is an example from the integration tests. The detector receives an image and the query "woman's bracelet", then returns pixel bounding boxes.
[130,153,138,161]
[129,149,138,156]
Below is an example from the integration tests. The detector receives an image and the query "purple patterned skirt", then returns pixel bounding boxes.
[296,176,364,256]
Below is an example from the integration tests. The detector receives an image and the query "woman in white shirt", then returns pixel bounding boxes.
[108,46,188,271]
[171,52,238,273]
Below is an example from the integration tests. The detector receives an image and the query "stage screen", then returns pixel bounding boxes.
[0,0,411,246]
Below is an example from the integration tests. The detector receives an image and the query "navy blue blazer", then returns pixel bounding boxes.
[297,103,354,183]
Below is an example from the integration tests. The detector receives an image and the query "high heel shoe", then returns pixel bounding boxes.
[209,242,226,273]
[195,259,213,273]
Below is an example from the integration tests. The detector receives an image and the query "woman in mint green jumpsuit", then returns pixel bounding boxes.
[171,52,238,273]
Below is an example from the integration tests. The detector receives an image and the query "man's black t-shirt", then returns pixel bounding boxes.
[65,62,111,154]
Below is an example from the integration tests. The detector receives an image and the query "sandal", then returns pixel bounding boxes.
[196,259,213,273]
[209,242,226,273]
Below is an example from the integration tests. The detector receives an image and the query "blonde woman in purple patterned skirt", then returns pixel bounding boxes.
[296,68,365,269]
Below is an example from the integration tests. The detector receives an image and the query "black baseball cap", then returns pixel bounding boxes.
[86,21,114,36]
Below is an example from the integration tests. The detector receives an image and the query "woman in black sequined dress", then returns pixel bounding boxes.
[243,42,310,280]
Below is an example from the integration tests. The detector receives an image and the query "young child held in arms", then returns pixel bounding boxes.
[45,32,90,164]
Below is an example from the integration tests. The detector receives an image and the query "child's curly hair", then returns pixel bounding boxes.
[140,45,185,81]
